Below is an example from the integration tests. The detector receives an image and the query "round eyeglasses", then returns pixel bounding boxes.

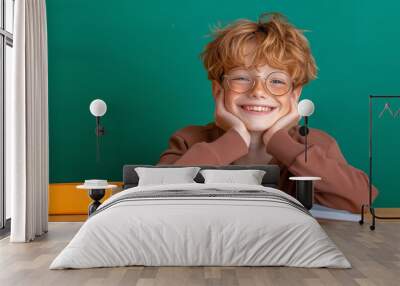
[222,71,293,96]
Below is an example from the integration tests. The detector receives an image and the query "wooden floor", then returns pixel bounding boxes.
[0,219,400,286]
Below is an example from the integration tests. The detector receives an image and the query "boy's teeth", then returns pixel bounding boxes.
[243,105,272,112]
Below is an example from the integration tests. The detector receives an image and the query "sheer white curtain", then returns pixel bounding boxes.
[6,0,48,242]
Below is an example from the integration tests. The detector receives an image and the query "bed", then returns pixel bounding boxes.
[49,164,351,269]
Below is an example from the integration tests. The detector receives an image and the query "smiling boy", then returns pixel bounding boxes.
[158,13,378,213]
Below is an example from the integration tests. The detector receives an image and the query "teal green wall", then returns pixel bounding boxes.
[47,0,400,207]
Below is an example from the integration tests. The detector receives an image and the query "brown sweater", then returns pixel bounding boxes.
[158,122,378,213]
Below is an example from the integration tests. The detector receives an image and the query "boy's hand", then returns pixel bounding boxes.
[214,90,251,147]
[262,94,301,148]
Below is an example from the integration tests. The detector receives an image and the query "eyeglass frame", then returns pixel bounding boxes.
[221,70,294,96]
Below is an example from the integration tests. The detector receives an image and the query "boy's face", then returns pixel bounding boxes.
[213,64,302,132]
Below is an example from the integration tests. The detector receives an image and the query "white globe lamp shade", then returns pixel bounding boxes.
[298,99,315,117]
[90,99,107,117]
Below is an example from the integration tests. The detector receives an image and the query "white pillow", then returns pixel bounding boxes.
[135,167,201,186]
[200,169,266,185]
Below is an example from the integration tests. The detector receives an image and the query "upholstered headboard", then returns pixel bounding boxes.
[122,164,280,189]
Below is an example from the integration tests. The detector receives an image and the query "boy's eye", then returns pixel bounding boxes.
[232,76,252,82]
[270,79,286,85]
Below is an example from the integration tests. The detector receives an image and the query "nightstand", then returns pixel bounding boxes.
[77,183,117,215]
[289,176,321,210]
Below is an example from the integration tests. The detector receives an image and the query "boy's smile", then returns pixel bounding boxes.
[240,104,278,115]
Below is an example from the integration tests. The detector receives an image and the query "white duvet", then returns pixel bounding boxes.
[50,183,351,269]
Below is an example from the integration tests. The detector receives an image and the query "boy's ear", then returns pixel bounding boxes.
[211,80,223,100]
[293,85,303,101]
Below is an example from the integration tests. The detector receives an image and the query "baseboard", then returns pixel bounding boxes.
[49,214,88,222]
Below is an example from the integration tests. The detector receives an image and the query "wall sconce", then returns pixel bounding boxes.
[90,99,107,162]
[89,99,107,137]
[298,99,315,163]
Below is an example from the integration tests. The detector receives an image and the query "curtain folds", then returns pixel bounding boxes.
[7,0,48,242]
